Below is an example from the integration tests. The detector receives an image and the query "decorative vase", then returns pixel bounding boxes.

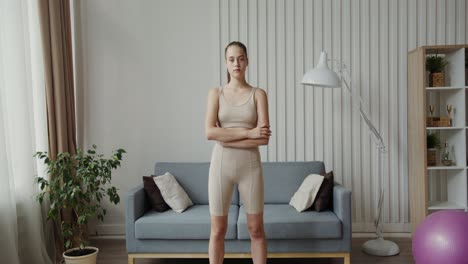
[441,141,453,166]
[429,72,445,87]
[63,247,99,264]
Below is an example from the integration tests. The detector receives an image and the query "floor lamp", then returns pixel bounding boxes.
[301,51,400,256]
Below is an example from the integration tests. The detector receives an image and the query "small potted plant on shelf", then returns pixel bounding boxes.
[426,54,449,87]
[35,145,126,264]
[427,132,440,166]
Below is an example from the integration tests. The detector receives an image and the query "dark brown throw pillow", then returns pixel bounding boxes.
[312,171,334,212]
[142,176,169,212]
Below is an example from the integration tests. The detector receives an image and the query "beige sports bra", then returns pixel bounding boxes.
[218,87,258,129]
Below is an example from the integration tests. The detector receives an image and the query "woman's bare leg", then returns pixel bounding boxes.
[209,215,228,264]
[247,213,267,264]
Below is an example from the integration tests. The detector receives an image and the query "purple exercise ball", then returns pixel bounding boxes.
[412,210,468,264]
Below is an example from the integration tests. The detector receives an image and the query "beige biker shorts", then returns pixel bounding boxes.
[208,143,264,216]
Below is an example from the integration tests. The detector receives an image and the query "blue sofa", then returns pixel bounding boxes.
[126,161,352,264]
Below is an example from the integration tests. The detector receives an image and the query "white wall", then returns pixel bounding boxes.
[75,0,468,235]
[74,0,219,235]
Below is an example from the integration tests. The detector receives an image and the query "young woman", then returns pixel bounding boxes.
[205,41,271,264]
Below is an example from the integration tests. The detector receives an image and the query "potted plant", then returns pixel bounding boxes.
[426,55,449,87]
[427,132,440,166]
[35,145,126,264]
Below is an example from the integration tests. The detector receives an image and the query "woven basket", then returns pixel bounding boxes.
[427,149,437,166]
[427,116,451,127]
[430,72,445,87]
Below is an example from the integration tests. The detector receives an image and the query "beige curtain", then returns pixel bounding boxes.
[38,0,77,262]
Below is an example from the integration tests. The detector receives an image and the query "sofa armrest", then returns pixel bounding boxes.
[126,184,149,251]
[332,183,352,252]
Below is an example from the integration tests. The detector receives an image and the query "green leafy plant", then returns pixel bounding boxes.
[426,55,449,73]
[427,132,441,149]
[35,145,126,252]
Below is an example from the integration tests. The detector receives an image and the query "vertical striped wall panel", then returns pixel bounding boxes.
[218,0,468,232]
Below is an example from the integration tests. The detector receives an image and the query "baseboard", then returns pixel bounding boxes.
[352,222,411,233]
[352,233,412,238]
[90,235,125,239]
[91,223,412,239]
[90,224,125,236]
[90,233,411,240]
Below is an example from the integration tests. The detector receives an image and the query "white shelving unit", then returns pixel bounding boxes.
[428,201,466,210]
[427,166,466,170]
[427,127,464,130]
[426,87,465,91]
[408,45,468,233]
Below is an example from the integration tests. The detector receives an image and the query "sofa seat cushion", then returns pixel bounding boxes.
[135,205,238,239]
[237,204,342,240]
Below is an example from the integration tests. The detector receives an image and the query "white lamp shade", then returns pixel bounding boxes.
[301,51,341,88]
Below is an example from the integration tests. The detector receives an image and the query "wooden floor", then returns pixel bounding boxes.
[93,238,414,264]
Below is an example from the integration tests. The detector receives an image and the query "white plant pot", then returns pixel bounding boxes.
[63,247,99,264]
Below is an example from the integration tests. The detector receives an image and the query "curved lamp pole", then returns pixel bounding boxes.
[301,51,400,256]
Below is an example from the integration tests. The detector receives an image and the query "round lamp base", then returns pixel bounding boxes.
[362,237,400,256]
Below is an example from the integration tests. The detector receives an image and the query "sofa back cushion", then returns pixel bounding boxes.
[154,162,239,205]
[154,161,324,205]
[261,161,325,204]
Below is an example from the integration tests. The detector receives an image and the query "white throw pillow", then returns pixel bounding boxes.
[289,174,325,212]
[153,172,193,213]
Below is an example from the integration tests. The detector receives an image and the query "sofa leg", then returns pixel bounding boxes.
[343,253,350,264]
[128,255,135,264]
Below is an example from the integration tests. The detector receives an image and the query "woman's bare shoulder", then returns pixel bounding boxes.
[254,87,268,98]
[208,87,221,97]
